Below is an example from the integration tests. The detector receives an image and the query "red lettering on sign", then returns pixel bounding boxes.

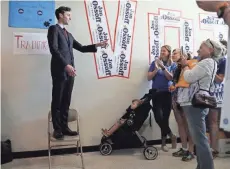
[14,35,23,48]
[15,37,48,51]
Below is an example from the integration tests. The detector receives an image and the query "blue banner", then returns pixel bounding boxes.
[8,1,55,29]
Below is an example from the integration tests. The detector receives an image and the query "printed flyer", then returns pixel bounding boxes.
[148,9,194,64]
[148,13,164,64]
[180,18,194,54]
[113,0,137,77]
[213,26,229,42]
[199,13,229,42]
[84,0,114,79]
[13,32,50,55]
[85,0,137,79]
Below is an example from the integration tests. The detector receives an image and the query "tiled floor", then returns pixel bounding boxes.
[2,145,230,169]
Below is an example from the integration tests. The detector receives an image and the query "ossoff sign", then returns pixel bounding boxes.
[13,32,50,55]
[84,0,137,79]
[148,9,194,64]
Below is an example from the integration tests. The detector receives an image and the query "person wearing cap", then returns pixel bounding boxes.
[178,39,222,169]
[147,45,177,152]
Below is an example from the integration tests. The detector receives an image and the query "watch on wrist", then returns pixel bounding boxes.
[162,67,165,71]
[217,2,229,18]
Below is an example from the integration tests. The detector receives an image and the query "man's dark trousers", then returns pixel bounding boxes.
[51,75,74,131]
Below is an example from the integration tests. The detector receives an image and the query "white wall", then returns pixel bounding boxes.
[1,0,223,152]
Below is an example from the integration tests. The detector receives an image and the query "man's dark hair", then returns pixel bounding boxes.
[55,6,71,20]
[220,40,227,48]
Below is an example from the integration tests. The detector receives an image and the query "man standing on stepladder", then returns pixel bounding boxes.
[47,6,108,140]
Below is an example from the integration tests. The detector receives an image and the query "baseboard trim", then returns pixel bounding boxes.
[12,138,181,159]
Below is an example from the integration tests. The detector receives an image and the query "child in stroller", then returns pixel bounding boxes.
[99,90,158,160]
[101,99,144,137]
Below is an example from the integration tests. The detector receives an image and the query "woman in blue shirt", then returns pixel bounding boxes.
[147,45,177,152]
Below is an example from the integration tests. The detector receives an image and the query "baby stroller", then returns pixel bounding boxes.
[99,89,158,160]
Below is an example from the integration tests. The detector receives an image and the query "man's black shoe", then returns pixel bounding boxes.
[53,130,64,140]
[62,127,78,136]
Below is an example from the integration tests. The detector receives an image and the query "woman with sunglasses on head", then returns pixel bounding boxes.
[147,45,177,152]
[177,39,222,169]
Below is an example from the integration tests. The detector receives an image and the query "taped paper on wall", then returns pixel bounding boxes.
[13,32,50,55]
[213,26,229,42]
[180,18,194,54]
[199,13,229,42]
[113,0,137,77]
[84,0,114,79]
[199,13,227,31]
[158,9,181,27]
[85,0,137,79]
[8,1,55,29]
[148,9,194,64]
[148,14,164,63]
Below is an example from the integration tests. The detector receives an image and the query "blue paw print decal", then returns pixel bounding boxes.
[223,118,229,125]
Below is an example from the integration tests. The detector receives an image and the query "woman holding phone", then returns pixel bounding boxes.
[170,48,196,161]
[147,45,177,152]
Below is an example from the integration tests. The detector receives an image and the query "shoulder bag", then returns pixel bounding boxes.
[191,59,217,109]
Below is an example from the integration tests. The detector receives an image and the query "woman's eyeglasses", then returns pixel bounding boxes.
[207,39,214,48]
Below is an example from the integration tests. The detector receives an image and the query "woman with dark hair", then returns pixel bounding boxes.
[147,45,177,152]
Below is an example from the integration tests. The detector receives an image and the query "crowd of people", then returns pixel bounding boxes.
[147,39,227,169]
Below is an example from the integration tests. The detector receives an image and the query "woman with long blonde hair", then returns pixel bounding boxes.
[147,45,177,152]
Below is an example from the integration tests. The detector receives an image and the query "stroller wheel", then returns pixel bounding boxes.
[99,142,113,156]
[143,146,158,160]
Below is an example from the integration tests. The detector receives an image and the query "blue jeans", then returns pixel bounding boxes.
[182,106,214,169]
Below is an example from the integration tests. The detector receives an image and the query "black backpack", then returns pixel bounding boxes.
[1,139,13,164]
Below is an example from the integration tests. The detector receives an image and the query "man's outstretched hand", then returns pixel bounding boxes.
[95,40,109,48]
[196,1,222,12]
